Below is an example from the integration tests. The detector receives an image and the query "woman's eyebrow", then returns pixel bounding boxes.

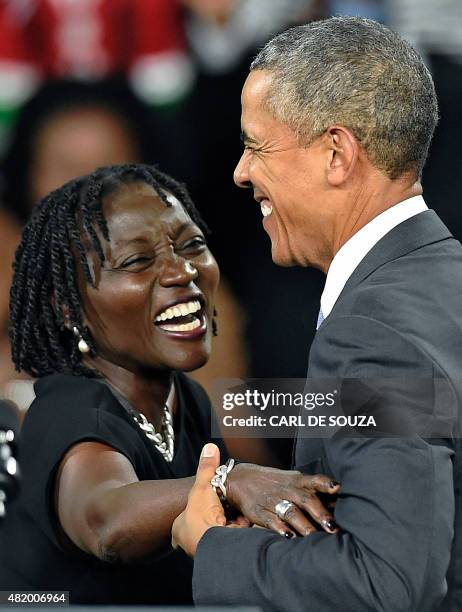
[115,237,150,247]
[113,223,199,247]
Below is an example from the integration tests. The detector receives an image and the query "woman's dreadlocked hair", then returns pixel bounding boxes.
[9,163,210,378]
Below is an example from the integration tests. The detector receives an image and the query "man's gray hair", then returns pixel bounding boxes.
[251,17,438,179]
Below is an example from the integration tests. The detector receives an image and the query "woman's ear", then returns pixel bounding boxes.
[325,125,359,187]
[51,292,72,329]
[61,304,72,330]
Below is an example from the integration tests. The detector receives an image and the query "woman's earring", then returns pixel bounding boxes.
[212,308,218,337]
[73,326,90,354]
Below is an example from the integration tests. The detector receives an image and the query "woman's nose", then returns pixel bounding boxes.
[158,255,198,287]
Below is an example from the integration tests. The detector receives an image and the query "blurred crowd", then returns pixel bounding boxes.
[0,0,461,466]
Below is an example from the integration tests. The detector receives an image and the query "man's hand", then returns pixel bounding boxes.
[172,443,227,557]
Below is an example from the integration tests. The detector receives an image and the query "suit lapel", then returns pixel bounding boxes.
[332,209,453,311]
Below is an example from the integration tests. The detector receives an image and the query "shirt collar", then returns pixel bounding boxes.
[320,195,428,318]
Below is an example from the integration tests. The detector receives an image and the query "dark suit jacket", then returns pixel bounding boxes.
[193,210,462,611]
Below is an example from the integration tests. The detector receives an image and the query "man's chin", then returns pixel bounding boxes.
[271,247,296,267]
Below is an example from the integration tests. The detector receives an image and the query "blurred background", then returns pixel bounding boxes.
[0,0,460,467]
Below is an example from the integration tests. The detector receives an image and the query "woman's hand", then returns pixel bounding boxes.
[226,463,340,537]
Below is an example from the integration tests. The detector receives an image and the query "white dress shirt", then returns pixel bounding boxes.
[320,195,428,319]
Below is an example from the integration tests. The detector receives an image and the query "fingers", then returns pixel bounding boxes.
[226,514,252,529]
[228,515,252,527]
[194,443,221,488]
[171,515,182,550]
[189,443,225,522]
[293,492,338,534]
[171,444,226,557]
[288,473,339,533]
[300,473,340,495]
[278,503,318,536]
[253,508,297,539]
[209,504,227,527]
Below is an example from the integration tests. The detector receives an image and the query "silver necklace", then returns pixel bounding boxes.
[130,385,175,462]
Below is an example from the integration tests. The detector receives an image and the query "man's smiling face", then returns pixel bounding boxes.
[234,69,330,268]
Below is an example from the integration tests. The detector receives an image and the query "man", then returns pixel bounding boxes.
[172,17,461,611]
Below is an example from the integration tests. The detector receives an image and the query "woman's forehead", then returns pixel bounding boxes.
[103,180,178,212]
[102,181,194,243]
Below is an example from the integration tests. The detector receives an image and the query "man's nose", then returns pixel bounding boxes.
[158,254,198,287]
[233,151,252,189]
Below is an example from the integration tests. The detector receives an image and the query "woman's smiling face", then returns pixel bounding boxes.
[78,181,219,374]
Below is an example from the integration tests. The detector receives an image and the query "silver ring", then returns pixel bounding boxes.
[275,499,294,521]
[184,261,197,275]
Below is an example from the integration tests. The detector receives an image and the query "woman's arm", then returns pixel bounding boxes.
[55,441,339,565]
[54,441,194,564]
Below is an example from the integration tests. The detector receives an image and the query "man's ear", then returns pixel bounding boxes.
[325,125,359,187]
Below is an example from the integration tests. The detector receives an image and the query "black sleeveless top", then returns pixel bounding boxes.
[0,371,226,604]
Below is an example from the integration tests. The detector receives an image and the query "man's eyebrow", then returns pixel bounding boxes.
[240,130,258,145]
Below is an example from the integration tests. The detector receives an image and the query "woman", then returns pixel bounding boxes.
[0,164,338,604]
[0,79,250,433]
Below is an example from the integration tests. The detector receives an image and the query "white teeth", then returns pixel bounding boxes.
[159,317,201,332]
[155,300,202,322]
[261,202,273,217]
